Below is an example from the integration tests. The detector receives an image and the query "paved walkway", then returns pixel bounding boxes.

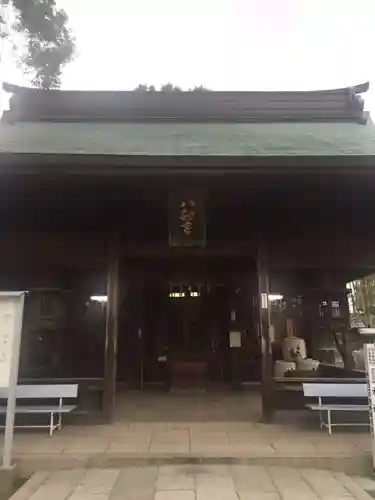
[10,419,372,475]
[4,393,372,475]
[11,465,375,500]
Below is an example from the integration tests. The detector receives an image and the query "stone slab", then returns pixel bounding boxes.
[10,465,375,500]
[155,492,195,500]
[9,472,48,500]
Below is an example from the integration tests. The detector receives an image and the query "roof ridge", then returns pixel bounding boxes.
[3,82,370,95]
[4,82,370,125]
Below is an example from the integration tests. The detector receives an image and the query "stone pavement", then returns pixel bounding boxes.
[9,419,372,475]
[4,392,373,475]
[10,465,375,500]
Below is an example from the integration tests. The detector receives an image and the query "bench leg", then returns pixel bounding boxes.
[49,413,54,437]
[319,409,323,428]
[58,412,62,431]
[327,409,332,435]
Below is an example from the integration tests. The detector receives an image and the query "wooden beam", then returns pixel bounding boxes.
[257,242,274,422]
[102,234,120,420]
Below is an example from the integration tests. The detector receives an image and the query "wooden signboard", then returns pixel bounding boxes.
[168,192,206,247]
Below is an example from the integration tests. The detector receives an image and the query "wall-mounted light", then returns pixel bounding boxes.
[269,294,283,302]
[90,295,108,303]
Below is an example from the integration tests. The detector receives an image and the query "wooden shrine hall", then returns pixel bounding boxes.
[1,82,375,421]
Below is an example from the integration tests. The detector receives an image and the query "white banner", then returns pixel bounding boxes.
[364,343,375,470]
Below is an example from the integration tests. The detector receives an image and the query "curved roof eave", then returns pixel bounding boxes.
[2,82,370,95]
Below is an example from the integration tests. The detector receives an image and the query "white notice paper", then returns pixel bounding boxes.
[229,331,242,348]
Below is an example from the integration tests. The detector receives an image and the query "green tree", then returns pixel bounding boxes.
[0,0,75,89]
[134,84,156,92]
[189,85,210,92]
[133,83,211,92]
[160,83,182,92]
[348,276,375,326]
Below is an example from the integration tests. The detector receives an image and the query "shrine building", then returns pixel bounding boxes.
[1,82,375,420]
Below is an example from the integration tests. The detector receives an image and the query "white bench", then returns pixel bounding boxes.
[302,383,368,435]
[0,384,78,436]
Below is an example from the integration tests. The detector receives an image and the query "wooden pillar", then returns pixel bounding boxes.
[257,243,274,422]
[102,234,120,421]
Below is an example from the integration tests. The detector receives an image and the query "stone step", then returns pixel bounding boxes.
[15,453,373,477]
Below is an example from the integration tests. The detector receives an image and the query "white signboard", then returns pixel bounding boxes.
[0,293,26,469]
[364,343,375,470]
[0,298,21,388]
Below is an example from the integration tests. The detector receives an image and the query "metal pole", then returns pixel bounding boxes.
[2,293,25,469]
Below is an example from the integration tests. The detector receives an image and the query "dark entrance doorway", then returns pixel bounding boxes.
[117,255,260,390]
[167,282,230,388]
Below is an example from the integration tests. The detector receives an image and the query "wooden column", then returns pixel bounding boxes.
[103,234,120,421]
[257,243,274,422]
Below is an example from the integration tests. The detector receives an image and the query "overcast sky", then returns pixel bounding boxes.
[1,0,375,109]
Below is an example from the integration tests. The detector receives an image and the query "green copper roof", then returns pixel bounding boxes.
[1,121,375,156]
